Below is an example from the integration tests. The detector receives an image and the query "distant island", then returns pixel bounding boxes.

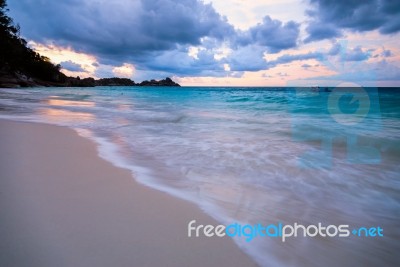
[67,77,180,87]
[0,72,181,88]
[0,0,180,88]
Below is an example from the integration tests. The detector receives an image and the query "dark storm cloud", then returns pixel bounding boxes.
[142,48,225,76]
[304,23,342,43]
[236,16,300,53]
[8,0,302,75]
[305,0,400,43]
[8,0,233,61]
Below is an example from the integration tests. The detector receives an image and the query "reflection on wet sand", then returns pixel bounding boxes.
[38,97,96,123]
[38,108,95,123]
[45,98,96,108]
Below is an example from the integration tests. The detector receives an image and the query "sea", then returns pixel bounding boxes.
[0,86,399,267]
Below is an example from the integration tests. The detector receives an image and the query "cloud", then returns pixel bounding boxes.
[29,42,98,77]
[328,42,341,56]
[345,46,371,61]
[60,60,85,72]
[277,72,288,77]
[140,47,229,77]
[139,0,234,44]
[8,0,300,76]
[268,51,323,66]
[302,60,400,82]
[235,16,300,53]
[381,49,393,57]
[327,42,372,61]
[226,45,268,71]
[112,63,135,78]
[259,42,372,72]
[9,0,233,65]
[7,0,398,85]
[304,23,342,43]
[227,49,326,72]
[305,0,400,43]
[374,60,400,80]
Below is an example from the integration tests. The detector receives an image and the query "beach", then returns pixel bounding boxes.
[0,119,258,267]
[1,0,400,265]
[0,86,399,267]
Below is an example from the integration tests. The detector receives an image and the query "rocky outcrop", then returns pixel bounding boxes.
[65,76,95,87]
[0,71,181,88]
[95,77,136,86]
[0,71,30,88]
[0,70,64,88]
[139,77,180,86]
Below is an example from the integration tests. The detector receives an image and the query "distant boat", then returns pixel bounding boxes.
[311,86,331,92]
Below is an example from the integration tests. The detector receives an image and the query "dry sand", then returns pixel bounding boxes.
[0,119,258,267]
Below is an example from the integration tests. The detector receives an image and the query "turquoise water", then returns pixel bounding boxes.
[1,86,399,266]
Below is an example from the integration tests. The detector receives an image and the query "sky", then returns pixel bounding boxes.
[8,0,400,86]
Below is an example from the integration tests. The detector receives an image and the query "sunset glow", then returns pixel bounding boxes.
[9,0,399,86]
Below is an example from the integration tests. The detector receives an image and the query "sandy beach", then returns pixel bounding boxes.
[0,119,257,267]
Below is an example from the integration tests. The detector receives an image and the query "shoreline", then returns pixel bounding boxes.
[0,119,258,267]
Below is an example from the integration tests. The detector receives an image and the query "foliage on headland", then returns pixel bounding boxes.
[0,0,66,87]
[0,0,180,88]
[57,76,180,87]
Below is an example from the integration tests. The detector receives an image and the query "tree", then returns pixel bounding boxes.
[0,0,65,82]
[0,0,19,37]
[0,0,20,69]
